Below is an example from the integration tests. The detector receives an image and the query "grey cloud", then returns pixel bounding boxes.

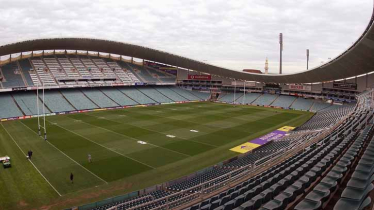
[0,0,371,75]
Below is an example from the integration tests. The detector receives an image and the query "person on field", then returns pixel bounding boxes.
[28,150,33,160]
[88,154,92,163]
[70,173,74,184]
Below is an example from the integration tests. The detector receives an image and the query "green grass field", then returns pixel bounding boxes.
[0,102,313,210]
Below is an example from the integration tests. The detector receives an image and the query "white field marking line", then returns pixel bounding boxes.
[1,123,62,196]
[47,120,155,169]
[19,121,108,184]
[86,113,218,148]
[131,106,251,126]
[84,105,257,135]
[70,115,192,157]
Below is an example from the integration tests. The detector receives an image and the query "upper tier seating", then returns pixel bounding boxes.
[42,90,76,112]
[0,62,25,87]
[154,86,187,102]
[145,66,176,83]
[125,63,159,83]
[1,56,177,90]
[80,57,105,78]
[30,59,57,86]
[138,87,173,103]
[118,87,156,104]
[92,58,117,78]
[68,56,92,79]
[57,57,81,79]
[291,98,314,111]
[18,59,34,86]
[60,89,98,110]
[0,93,24,118]
[169,87,201,101]
[81,89,119,108]
[252,94,278,106]
[106,61,136,84]
[12,91,51,115]
[100,88,138,106]
[43,57,68,81]
[271,95,296,108]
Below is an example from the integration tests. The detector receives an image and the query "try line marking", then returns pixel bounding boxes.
[1,123,62,196]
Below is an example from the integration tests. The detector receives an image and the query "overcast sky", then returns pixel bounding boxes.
[0,0,372,74]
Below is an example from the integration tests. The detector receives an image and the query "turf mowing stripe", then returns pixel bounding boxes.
[48,120,156,169]
[19,121,109,184]
[86,113,218,148]
[69,114,191,158]
[114,104,268,130]
[1,123,62,197]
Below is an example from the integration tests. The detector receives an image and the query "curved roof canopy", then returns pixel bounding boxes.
[1,7,373,83]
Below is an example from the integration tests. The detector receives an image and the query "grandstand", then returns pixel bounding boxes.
[0,7,374,209]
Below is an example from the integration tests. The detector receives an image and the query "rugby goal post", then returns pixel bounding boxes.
[36,82,47,141]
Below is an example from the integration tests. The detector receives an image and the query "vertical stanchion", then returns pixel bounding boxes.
[228,172,232,187]
[166,196,169,210]
[37,82,41,136]
[43,83,47,141]
[243,81,246,105]
[233,80,236,105]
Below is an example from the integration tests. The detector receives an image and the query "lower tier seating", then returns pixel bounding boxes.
[12,91,51,115]
[60,89,99,110]
[0,93,24,118]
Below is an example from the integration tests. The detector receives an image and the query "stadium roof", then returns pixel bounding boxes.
[0,7,373,83]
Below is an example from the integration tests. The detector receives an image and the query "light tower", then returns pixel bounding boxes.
[307,49,309,70]
[279,33,283,74]
[265,57,269,74]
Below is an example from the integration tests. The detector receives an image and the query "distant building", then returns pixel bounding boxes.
[243,69,262,74]
[265,58,269,74]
